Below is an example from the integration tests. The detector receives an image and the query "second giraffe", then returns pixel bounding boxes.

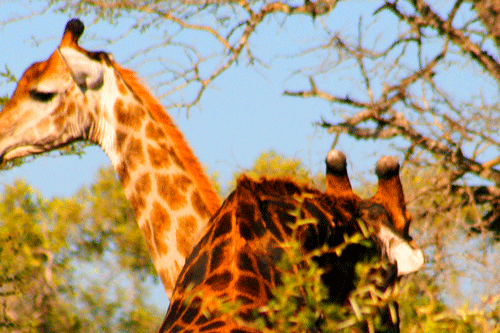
[159,149,424,333]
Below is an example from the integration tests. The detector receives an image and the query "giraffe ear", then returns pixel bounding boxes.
[59,47,104,90]
[377,224,425,276]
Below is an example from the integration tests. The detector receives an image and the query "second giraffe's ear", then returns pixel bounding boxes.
[59,47,104,90]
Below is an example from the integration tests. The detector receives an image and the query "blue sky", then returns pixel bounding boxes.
[0,2,393,201]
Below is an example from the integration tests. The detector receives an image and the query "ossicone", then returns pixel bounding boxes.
[375,156,400,179]
[326,149,347,174]
[61,18,85,47]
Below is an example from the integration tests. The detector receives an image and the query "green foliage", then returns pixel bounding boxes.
[0,169,162,332]
[0,181,82,331]
[208,170,223,198]
[232,150,325,192]
[0,95,8,109]
[396,277,500,332]
[0,65,16,86]
[76,167,155,278]
[243,196,398,333]
[244,150,311,180]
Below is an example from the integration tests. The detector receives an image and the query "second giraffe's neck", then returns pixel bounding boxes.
[91,64,221,297]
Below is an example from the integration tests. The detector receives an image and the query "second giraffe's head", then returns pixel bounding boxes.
[326,150,424,277]
[0,19,124,164]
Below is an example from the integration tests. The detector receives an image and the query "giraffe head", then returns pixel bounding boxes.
[367,155,424,276]
[326,150,424,277]
[0,19,115,164]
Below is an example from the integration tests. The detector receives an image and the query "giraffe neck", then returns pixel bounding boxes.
[88,64,221,297]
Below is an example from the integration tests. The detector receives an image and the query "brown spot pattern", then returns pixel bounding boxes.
[168,147,185,170]
[114,99,145,129]
[125,137,144,171]
[151,201,171,233]
[117,79,128,95]
[154,233,169,261]
[52,100,66,117]
[192,191,211,219]
[236,275,261,296]
[115,130,128,152]
[176,215,197,257]
[181,299,201,324]
[116,162,130,187]
[206,271,233,290]
[67,101,76,116]
[181,251,208,289]
[209,243,225,273]
[114,99,127,123]
[173,174,192,192]
[147,144,172,168]
[54,115,65,132]
[129,192,146,218]
[133,104,146,123]
[135,173,151,195]
[145,121,166,141]
[157,174,187,210]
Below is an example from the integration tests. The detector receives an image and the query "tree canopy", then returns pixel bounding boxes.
[0,171,162,332]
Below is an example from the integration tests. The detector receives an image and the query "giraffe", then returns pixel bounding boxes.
[159,149,424,333]
[0,18,221,298]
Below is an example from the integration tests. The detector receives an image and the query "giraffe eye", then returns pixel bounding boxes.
[30,90,56,102]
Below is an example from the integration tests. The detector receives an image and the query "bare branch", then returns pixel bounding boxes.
[382,0,500,85]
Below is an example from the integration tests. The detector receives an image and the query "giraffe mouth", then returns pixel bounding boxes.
[1,145,45,163]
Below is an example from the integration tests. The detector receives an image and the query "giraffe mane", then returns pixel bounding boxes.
[237,175,359,208]
[114,64,221,215]
[235,175,363,230]
[238,175,316,197]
